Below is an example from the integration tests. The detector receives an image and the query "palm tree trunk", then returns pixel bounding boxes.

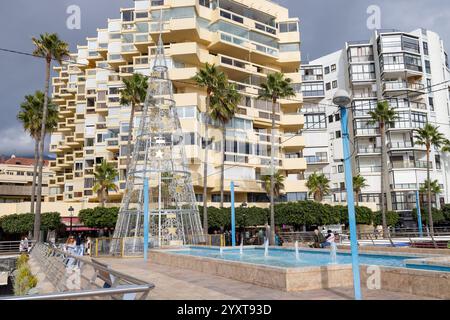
[380,122,388,237]
[103,189,107,208]
[126,102,136,174]
[220,123,226,208]
[426,146,434,237]
[269,99,276,245]
[202,95,210,235]
[34,58,51,242]
[30,138,39,214]
[356,191,359,207]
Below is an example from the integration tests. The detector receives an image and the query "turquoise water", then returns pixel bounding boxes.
[170,246,420,269]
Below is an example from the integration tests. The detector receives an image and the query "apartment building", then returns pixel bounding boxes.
[0,155,53,203]
[48,0,306,206]
[302,28,450,225]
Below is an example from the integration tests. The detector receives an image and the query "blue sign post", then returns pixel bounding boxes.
[231,181,236,247]
[415,190,423,237]
[334,89,362,301]
[143,178,149,261]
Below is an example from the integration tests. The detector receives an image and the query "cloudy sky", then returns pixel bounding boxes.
[0,0,449,157]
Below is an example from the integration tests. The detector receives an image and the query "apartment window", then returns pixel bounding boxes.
[324,66,330,74]
[423,42,429,55]
[286,192,307,202]
[122,10,134,22]
[335,113,340,121]
[335,130,342,139]
[302,82,325,97]
[436,155,441,170]
[429,97,435,111]
[279,22,298,33]
[195,193,204,202]
[199,0,210,8]
[339,182,345,190]
[305,114,327,129]
[329,132,335,140]
[411,112,427,128]
[427,79,432,92]
[328,115,334,123]
[212,194,231,203]
[425,60,431,74]
[326,82,331,91]
[247,193,269,203]
[350,64,376,81]
[331,64,337,72]
[338,165,344,173]
[331,80,337,89]
[97,134,104,143]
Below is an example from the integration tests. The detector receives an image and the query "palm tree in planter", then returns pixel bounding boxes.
[262,171,285,201]
[414,124,448,237]
[120,73,148,172]
[306,172,330,202]
[193,63,227,234]
[367,101,397,238]
[17,91,58,215]
[93,160,119,207]
[353,174,368,206]
[258,72,295,245]
[32,33,69,242]
[210,82,240,208]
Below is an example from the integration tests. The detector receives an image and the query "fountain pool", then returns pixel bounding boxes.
[169,246,428,269]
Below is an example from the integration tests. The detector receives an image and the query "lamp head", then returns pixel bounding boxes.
[332,89,352,106]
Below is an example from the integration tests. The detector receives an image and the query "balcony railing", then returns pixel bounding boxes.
[390,161,432,169]
[301,75,323,81]
[383,81,425,92]
[357,146,382,154]
[357,166,382,173]
[305,155,328,164]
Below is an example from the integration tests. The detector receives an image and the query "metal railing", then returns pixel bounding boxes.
[0,241,35,256]
[5,242,155,300]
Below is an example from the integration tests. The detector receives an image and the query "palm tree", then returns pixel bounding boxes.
[419,179,441,207]
[193,63,227,234]
[32,33,69,242]
[367,101,397,237]
[353,174,368,206]
[306,172,330,202]
[414,124,448,236]
[210,83,240,208]
[258,73,295,245]
[93,160,119,207]
[17,91,58,215]
[120,73,148,172]
[262,171,285,200]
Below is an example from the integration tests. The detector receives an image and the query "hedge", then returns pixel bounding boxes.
[412,207,446,225]
[199,201,399,229]
[78,207,119,229]
[0,212,62,235]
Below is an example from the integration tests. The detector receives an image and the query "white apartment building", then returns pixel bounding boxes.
[302,28,450,226]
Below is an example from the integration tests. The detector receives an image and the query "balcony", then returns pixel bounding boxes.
[305,155,328,165]
[280,114,304,129]
[389,160,432,170]
[383,81,425,96]
[282,158,307,170]
[354,128,380,136]
[357,146,382,155]
[281,134,305,150]
[357,166,382,173]
[387,141,426,151]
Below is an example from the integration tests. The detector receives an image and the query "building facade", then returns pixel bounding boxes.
[0,155,53,203]
[302,28,450,226]
[48,0,306,207]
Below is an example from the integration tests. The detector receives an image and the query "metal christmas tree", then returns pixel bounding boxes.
[111,33,204,255]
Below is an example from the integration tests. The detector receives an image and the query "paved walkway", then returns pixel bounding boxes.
[99,258,436,300]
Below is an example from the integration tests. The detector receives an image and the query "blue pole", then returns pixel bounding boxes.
[143,178,149,261]
[415,190,423,237]
[231,181,236,247]
[340,105,362,300]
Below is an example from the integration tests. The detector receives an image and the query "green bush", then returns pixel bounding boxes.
[412,207,446,225]
[372,211,400,227]
[13,261,37,296]
[79,207,119,229]
[336,205,374,226]
[441,204,450,222]
[0,212,62,235]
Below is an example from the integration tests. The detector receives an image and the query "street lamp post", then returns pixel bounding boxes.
[68,206,74,235]
[333,90,362,300]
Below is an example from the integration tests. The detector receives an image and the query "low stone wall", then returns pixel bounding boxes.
[150,250,450,298]
[338,245,450,256]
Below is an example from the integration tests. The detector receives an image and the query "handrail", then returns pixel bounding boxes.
[0,284,153,300]
[0,240,35,255]
[25,243,154,300]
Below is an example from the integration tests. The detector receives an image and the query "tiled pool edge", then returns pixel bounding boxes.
[149,250,450,298]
